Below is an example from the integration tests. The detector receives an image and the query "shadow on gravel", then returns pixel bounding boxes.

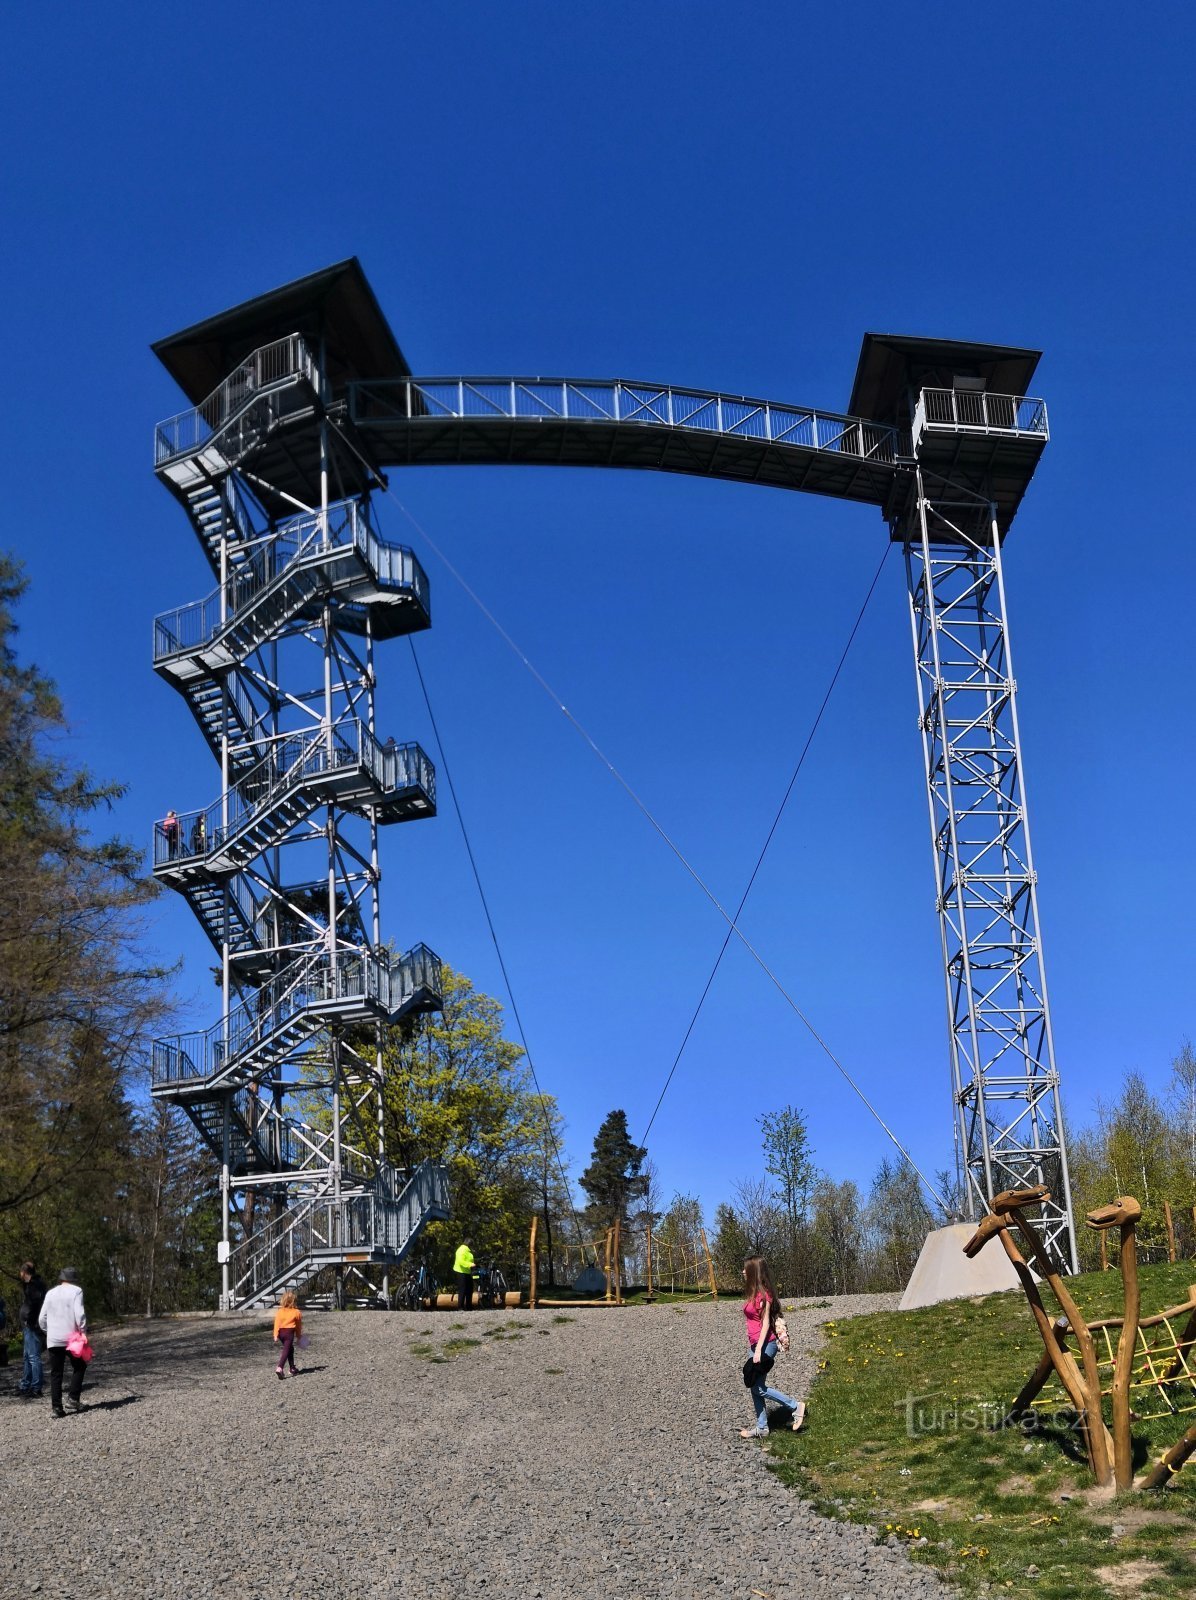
[289,1365,327,1376]
[83,1396,141,1412]
[89,1320,273,1389]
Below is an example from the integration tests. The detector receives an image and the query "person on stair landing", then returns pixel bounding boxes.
[739,1255,805,1439]
[272,1291,302,1379]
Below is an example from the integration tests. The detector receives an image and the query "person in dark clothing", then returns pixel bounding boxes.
[17,1262,46,1396]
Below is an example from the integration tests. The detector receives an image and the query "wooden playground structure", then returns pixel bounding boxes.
[527,1214,719,1309]
[965,1186,1196,1490]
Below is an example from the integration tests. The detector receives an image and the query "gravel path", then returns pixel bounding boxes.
[0,1292,953,1599]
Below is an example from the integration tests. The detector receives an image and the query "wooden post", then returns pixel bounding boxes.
[1165,1201,1177,1264]
[603,1228,613,1304]
[612,1216,623,1304]
[1002,1197,1115,1488]
[700,1226,718,1299]
[646,1215,654,1300]
[1112,1210,1142,1490]
[529,1214,539,1310]
[1100,1230,1108,1272]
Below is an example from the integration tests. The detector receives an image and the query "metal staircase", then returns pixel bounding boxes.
[150,315,450,1309]
[227,1160,451,1310]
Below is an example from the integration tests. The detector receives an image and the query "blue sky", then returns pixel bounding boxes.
[4,5,1192,1217]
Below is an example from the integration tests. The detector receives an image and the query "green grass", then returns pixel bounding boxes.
[440,1337,482,1359]
[551,1314,575,1325]
[765,1261,1196,1599]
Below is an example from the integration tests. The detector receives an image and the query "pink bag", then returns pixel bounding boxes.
[66,1329,94,1362]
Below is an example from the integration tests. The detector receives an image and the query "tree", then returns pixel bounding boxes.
[1169,1040,1196,1191]
[758,1106,817,1238]
[863,1158,932,1290]
[527,1092,573,1287]
[579,1109,646,1234]
[0,556,169,1308]
[710,1201,753,1289]
[379,966,558,1275]
[809,1177,865,1295]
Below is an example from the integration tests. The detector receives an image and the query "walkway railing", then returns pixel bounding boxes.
[915,388,1049,441]
[153,720,433,868]
[351,377,903,463]
[151,941,443,1089]
[152,497,427,662]
[151,947,390,1088]
[155,334,317,464]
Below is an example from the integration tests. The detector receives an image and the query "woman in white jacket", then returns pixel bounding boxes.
[38,1266,88,1418]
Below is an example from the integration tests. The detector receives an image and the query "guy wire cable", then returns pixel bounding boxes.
[407,638,595,1262]
[636,539,890,1150]
[385,484,948,1212]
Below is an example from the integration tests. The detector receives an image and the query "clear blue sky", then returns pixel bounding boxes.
[4,5,1193,1218]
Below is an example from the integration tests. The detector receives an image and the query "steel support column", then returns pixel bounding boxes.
[901,470,1077,1269]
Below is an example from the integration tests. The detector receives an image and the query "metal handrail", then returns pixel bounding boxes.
[152,497,427,662]
[150,941,441,1088]
[150,946,392,1087]
[350,377,903,465]
[915,388,1049,440]
[154,334,316,464]
[152,719,434,869]
[227,1158,450,1304]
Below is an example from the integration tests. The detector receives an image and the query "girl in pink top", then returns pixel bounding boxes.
[739,1255,805,1439]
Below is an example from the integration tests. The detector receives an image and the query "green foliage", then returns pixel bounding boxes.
[759,1105,817,1237]
[380,965,559,1277]
[579,1108,646,1232]
[0,555,175,1312]
[1068,1061,1195,1270]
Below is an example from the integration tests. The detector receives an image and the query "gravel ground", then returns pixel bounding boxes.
[0,1292,953,1600]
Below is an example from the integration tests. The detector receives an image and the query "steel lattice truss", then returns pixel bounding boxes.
[900,476,1075,1267]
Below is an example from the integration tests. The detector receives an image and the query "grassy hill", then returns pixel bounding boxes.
[769,1262,1196,1599]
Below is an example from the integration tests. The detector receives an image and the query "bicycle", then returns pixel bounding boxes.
[476,1263,510,1310]
[395,1263,435,1311]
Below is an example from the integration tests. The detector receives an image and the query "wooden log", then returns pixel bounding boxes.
[1165,1201,1177,1264]
[604,1228,613,1305]
[529,1214,539,1311]
[646,1216,654,1300]
[612,1217,623,1305]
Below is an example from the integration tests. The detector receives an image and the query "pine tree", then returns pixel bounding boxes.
[579,1109,646,1233]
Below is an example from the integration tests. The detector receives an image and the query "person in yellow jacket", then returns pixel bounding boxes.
[272,1290,302,1379]
[453,1239,476,1311]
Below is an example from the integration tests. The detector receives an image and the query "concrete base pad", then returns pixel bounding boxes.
[899,1223,1023,1311]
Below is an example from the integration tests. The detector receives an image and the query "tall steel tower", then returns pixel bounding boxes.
[149,263,449,1309]
[850,338,1076,1270]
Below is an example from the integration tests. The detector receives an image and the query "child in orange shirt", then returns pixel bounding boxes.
[272,1291,302,1380]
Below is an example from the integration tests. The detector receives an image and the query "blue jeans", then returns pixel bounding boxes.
[22,1327,43,1392]
[748,1340,797,1432]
